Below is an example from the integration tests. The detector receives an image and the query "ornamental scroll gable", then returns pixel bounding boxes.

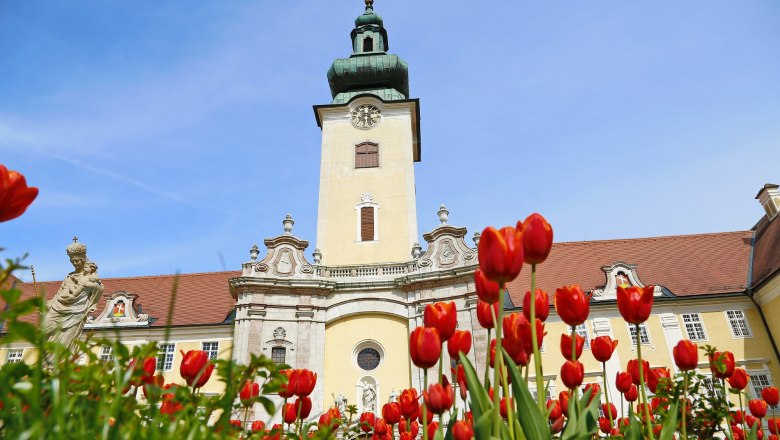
[591,261,664,301]
[416,205,477,273]
[241,214,316,279]
[85,291,151,328]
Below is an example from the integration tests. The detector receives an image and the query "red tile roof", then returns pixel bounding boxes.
[7,271,239,327]
[752,216,780,289]
[506,231,752,305]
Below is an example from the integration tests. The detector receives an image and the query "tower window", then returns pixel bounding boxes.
[363,36,373,52]
[271,347,286,365]
[355,142,379,168]
[361,207,375,241]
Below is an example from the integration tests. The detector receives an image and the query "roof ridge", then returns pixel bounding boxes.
[19,269,240,284]
[553,230,751,247]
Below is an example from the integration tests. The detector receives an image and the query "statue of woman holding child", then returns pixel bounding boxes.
[41,238,104,352]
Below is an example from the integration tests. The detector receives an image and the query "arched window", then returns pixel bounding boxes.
[355,142,379,168]
[356,193,379,242]
[363,36,374,52]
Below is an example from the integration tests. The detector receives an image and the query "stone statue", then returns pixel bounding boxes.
[388,388,399,403]
[41,239,104,354]
[334,392,347,417]
[361,380,376,413]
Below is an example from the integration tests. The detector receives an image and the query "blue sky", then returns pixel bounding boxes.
[2,1,779,282]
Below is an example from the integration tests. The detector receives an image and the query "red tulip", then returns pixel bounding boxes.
[282,402,297,424]
[0,165,38,223]
[452,420,474,440]
[251,420,266,432]
[522,289,549,322]
[418,404,434,424]
[583,383,600,405]
[398,388,420,418]
[559,390,570,416]
[296,397,312,419]
[762,386,779,406]
[476,300,498,329]
[553,284,591,326]
[769,417,779,435]
[399,417,419,437]
[240,380,260,404]
[318,407,342,429]
[410,327,441,369]
[547,399,562,420]
[359,412,375,432]
[647,368,672,394]
[733,424,746,440]
[292,369,317,397]
[427,422,439,440]
[447,330,472,359]
[518,317,545,355]
[673,340,699,371]
[591,336,618,363]
[279,369,295,398]
[424,302,457,341]
[424,376,454,415]
[520,213,553,265]
[746,415,760,430]
[599,417,612,434]
[160,384,183,416]
[560,333,584,360]
[142,374,164,400]
[602,402,617,420]
[615,371,633,393]
[382,402,401,425]
[616,285,654,324]
[729,368,750,390]
[710,351,736,379]
[474,269,501,304]
[624,384,638,402]
[499,397,513,419]
[627,359,650,386]
[561,360,584,389]
[129,356,157,387]
[551,415,565,433]
[454,363,467,399]
[750,399,769,418]
[373,418,388,435]
[179,350,214,388]
[477,226,524,284]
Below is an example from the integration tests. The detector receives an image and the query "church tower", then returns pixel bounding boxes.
[313,0,421,266]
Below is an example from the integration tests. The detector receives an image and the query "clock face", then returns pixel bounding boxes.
[351,104,381,129]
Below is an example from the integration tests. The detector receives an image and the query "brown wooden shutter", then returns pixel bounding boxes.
[361,207,374,241]
[355,143,379,168]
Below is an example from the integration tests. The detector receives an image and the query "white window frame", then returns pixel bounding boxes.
[576,323,591,350]
[530,381,556,402]
[202,341,219,361]
[701,375,725,399]
[748,370,777,409]
[725,310,752,338]
[6,349,23,364]
[158,343,175,372]
[681,313,708,341]
[99,346,114,364]
[628,323,651,345]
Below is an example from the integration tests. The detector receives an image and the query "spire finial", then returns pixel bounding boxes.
[365,0,374,10]
[73,236,79,243]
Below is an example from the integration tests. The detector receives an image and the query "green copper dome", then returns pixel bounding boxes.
[355,6,383,27]
[327,1,409,104]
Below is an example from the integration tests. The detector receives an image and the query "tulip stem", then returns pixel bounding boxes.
[681,372,688,440]
[492,285,506,438]
[438,346,444,385]
[720,379,735,440]
[423,369,429,440]
[635,324,654,440]
[484,328,491,389]
[738,389,747,436]
[602,362,614,430]
[500,361,516,440]
[570,325,578,402]
[529,264,545,414]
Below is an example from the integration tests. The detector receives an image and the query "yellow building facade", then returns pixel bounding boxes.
[3,2,780,429]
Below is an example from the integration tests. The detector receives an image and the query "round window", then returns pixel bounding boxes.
[357,347,381,370]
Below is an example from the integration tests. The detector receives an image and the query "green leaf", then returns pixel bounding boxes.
[443,408,457,440]
[473,408,495,440]
[658,401,678,440]
[500,349,550,439]
[459,352,492,420]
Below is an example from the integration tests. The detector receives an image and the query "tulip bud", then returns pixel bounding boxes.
[474,269,501,304]
[624,384,638,402]
[615,371,633,393]
[251,420,266,432]
[547,399,562,420]
[239,380,260,405]
[591,336,618,363]
[382,402,401,425]
[673,340,698,371]
[282,402,297,424]
[179,350,213,389]
[0,165,39,223]
[359,412,375,433]
[627,359,650,386]
[520,213,553,265]
[710,351,736,379]
[477,226,524,284]
[561,360,584,389]
[560,333,584,361]
[522,289,549,322]
[749,399,768,419]
[447,330,472,359]
[410,327,441,369]
[553,284,591,326]
[762,386,779,406]
[728,368,750,391]
[424,302,457,341]
[424,376,454,415]
[452,420,474,440]
[476,300,499,330]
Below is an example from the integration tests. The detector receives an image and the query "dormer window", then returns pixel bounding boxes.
[363,36,374,52]
[355,142,379,168]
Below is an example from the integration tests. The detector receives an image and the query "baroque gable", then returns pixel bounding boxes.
[85,290,151,328]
